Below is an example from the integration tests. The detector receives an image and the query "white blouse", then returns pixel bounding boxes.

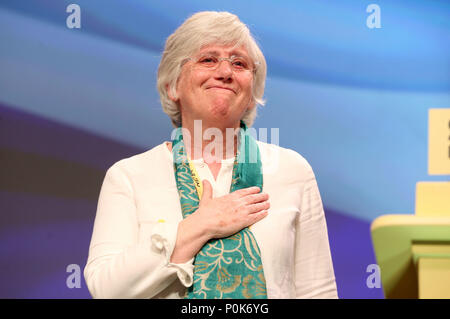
[84,141,338,299]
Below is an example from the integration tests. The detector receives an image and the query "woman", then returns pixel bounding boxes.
[84,11,338,299]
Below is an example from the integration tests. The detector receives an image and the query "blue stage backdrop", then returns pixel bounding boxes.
[0,0,449,298]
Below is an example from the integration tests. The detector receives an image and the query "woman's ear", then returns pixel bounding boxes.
[166,84,178,102]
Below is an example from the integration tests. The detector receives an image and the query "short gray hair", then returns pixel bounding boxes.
[157,11,267,128]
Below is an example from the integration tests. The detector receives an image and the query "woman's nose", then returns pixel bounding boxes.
[214,60,233,81]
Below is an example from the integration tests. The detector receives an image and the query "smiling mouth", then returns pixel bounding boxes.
[207,86,235,93]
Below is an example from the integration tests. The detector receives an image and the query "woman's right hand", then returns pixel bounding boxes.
[195,180,270,239]
[170,180,269,263]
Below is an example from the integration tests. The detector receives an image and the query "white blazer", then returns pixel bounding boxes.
[84,141,338,298]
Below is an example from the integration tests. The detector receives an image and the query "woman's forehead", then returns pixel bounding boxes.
[197,43,249,57]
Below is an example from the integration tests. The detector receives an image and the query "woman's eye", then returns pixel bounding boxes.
[232,60,247,69]
[199,57,217,64]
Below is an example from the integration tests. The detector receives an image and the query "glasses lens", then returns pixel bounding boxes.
[230,56,250,71]
[193,54,254,72]
[196,55,218,68]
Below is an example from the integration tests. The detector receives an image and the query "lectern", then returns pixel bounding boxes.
[371,109,450,299]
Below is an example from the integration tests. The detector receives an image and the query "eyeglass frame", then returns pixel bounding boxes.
[183,54,260,73]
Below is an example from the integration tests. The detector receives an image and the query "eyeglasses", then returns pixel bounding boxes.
[185,54,259,73]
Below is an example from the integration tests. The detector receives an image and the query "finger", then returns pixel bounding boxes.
[242,192,269,205]
[232,186,261,198]
[246,201,270,214]
[201,180,213,201]
[247,210,268,227]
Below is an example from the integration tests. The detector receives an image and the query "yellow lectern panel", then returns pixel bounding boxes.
[428,108,450,175]
[416,182,450,217]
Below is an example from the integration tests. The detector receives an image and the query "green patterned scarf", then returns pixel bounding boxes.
[172,121,267,299]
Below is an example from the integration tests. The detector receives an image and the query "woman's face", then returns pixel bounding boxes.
[172,43,255,129]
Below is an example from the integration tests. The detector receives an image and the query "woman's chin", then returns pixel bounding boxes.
[209,101,231,117]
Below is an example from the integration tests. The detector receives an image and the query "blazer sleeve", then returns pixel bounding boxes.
[294,165,338,299]
[84,162,194,298]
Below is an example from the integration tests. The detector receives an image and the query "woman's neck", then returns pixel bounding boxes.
[180,120,240,163]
